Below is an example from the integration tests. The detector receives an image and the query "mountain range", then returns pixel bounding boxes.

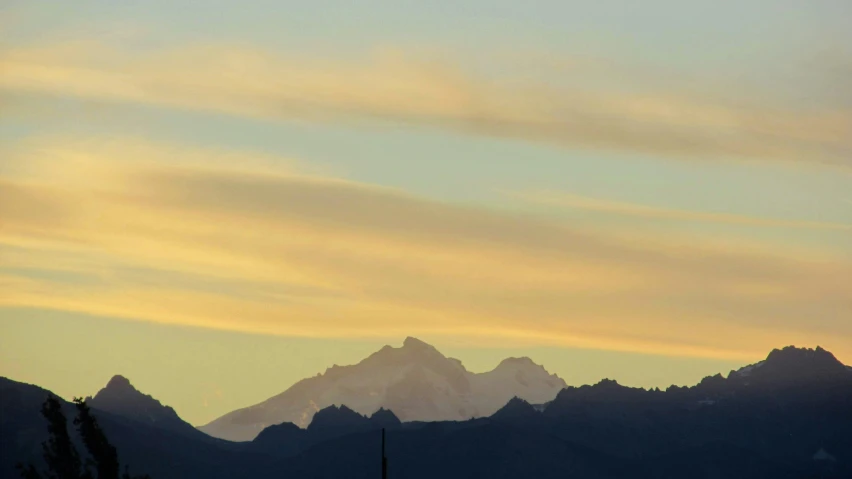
[200,336,567,441]
[2,341,851,479]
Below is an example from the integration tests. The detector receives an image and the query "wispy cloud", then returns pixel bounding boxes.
[1,41,850,168]
[511,190,852,231]
[1,136,850,361]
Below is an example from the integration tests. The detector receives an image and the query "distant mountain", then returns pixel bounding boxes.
[544,345,852,416]
[86,375,210,441]
[3,344,851,479]
[0,377,263,479]
[200,337,566,441]
[250,404,402,455]
[727,345,852,386]
[490,396,539,422]
[537,346,852,474]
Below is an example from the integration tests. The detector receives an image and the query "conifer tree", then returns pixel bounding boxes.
[18,396,150,479]
[16,395,82,479]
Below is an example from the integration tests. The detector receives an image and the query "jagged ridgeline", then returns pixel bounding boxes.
[200,337,566,441]
[2,343,851,479]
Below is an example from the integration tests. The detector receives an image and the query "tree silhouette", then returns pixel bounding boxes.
[16,395,83,479]
[74,398,120,479]
[17,396,150,479]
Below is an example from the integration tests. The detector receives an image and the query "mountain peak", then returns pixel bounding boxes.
[491,396,538,421]
[91,375,161,406]
[104,375,135,392]
[202,337,567,441]
[308,405,369,430]
[728,346,849,386]
[765,345,838,364]
[396,337,448,362]
[497,357,537,368]
[402,336,433,350]
[370,407,402,428]
[360,336,454,370]
[762,346,846,374]
[594,378,622,388]
[87,375,205,439]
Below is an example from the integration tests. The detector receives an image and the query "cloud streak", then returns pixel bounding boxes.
[1,41,850,167]
[511,190,852,231]
[1,136,851,362]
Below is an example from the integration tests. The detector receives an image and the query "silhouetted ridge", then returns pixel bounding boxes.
[729,345,850,386]
[491,396,538,421]
[545,379,665,418]
[595,378,620,388]
[308,405,369,430]
[255,420,301,441]
[693,373,728,395]
[764,346,846,375]
[554,378,650,401]
[89,375,174,415]
[370,408,402,428]
[251,421,304,454]
[4,344,852,479]
[87,374,208,441]
[252,405,401,455]
[105,374,135,391]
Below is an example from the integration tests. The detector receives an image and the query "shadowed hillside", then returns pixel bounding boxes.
[3,345,851,479]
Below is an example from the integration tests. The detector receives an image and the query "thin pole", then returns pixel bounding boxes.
[381,428,388,479]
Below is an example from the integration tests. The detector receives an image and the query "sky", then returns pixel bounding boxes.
[1,0,851,426]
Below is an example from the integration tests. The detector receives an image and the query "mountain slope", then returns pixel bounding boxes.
[727,345,852,387]
[250,404,402,456]
[3,344,851,479]
[86,375,212,441]
[0,377,262,479]
[538,346,852,474]
[200,337,566,441]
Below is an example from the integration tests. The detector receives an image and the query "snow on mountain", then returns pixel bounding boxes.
[472,356,566,416]
[199,337,566,441]
[728,345,851,385]
[731,361,764,378]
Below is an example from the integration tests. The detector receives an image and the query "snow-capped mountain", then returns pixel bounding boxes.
[199,337,566,441]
